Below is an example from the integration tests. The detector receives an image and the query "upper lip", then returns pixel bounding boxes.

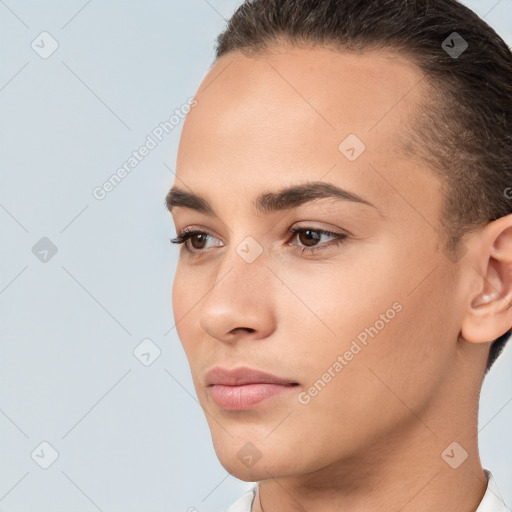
[205,366,297,386]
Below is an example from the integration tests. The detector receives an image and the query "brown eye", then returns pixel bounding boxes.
[189,233,208,250]
[170,229,222,256]
[289,226,348,255]
[297,229,321,247]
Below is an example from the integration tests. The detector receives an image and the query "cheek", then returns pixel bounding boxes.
[171,265,198,355]
[274,256,401,347]
[278,252,457,399]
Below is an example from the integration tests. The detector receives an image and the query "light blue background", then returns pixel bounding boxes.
[0,1,511,511]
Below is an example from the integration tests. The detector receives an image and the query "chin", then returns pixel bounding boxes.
[212,440,262,478]
[211,435,298,482]
[220,461,264,482]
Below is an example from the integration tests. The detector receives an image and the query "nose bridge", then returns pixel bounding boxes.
[198,236,275,340]
[211,236,270,305]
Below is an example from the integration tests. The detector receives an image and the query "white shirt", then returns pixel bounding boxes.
[224,469,508,512]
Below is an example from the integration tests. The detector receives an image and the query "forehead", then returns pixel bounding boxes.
[183,45,426,141]
[175,46,440,223]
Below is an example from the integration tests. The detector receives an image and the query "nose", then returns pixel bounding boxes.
[198,245,277,344]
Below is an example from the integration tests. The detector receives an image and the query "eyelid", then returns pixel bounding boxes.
[173,222,347,240]
[289,222,349,238]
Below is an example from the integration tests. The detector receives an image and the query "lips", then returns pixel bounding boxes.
[206,366,297,386]
[205,366,299,410]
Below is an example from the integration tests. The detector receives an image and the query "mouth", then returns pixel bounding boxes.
[205,366,299,410]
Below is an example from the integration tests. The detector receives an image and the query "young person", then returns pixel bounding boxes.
[166,0,511,510]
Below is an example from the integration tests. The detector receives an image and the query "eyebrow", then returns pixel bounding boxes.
[165,181,377,216]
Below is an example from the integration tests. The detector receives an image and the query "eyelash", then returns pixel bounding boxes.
[169,226,348,257]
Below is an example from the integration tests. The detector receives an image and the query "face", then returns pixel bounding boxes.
[168,46,472,482]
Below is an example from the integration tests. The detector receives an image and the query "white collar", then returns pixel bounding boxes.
[225,469,508,512]
[475,470,509,512]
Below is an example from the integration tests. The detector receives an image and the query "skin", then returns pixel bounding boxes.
[167,46,512,512]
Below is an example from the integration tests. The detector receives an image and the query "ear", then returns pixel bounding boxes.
[460,214,512,343]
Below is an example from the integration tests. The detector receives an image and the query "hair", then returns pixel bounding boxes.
[213,0,512,372]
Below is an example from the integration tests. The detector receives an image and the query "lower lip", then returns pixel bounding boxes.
[208,383,297,410]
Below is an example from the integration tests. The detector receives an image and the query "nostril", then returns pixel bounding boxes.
[232,327,255,334]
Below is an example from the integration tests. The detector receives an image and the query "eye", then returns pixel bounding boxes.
[288,226,348,254]
[170,226,348,257]
[170,228,221,253]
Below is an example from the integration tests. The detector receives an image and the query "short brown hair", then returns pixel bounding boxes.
[214,0,512,372]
